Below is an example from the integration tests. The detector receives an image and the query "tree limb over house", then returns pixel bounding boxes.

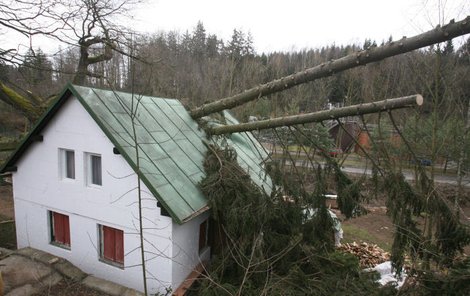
[190,16,470,119]
[209,95,424,135]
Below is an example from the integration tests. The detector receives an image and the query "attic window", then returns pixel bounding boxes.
[86,153,102,186]
[60,149,75,179]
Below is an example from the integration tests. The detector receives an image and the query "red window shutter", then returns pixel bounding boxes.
[115,229,124,264]
[53,212,64,243]
[53,212,70,246]
[103,226,115,261]
[102,226,124,264]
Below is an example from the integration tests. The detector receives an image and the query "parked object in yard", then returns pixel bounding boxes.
[329,147,343,157]
[410,157,432,166]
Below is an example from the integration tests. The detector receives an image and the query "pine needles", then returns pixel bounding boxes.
[197,144,383,295]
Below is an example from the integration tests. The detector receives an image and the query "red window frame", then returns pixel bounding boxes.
[50,211,71,247]
[100,225,124,266]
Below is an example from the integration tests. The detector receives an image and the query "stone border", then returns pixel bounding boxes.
[0,247,143,296]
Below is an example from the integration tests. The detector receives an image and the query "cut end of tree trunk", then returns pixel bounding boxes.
[210,94,424,135]
[415,94,424,106]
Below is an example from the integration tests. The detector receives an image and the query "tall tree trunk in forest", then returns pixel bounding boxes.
[210,95,423,135]
[190,16,470,119]
[73,37,115,85]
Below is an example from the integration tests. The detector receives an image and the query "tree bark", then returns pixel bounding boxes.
[0,82,42,122]
[73,37,115,85]
[210,95,423,135]
[190,16,470,119]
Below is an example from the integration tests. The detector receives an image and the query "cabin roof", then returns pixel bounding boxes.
[1,84,272,224]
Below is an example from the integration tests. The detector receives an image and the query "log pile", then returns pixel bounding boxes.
[338,242,390,268]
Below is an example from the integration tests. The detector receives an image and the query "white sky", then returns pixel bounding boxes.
[130,0,470,52]
[3,0,470,54]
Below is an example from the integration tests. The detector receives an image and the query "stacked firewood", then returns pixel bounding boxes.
[338,242,390,268]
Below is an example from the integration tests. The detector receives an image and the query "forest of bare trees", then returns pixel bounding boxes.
[1,2,470,293]
[1,20,469,170]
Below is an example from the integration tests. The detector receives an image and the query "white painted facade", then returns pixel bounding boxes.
[12,96,210,294]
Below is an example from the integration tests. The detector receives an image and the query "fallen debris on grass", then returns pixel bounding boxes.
[338,242,390,268]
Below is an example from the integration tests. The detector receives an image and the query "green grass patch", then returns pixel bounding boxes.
[341,224,391,252]
[0,214,16,249]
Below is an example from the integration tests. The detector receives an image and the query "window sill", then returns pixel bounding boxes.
[61,178,76,183]
[50,241,71,250]
[99,258,124,269]
[86,183,102,190]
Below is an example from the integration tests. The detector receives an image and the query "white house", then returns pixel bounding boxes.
[0,84,272,295]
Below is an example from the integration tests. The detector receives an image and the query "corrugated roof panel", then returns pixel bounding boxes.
[175,139,206,168]
[159,141,202,178]
[156,183,195,219]
[138,144,206,210]
[140,102,182,140]
[65,85,271,223]
[165,104,207,154]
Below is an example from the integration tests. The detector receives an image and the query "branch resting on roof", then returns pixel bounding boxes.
[209,94,423,135]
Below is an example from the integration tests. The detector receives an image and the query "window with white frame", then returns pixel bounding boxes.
[85,153,102,186]
[59,149,75,179]
[98,224,124,267]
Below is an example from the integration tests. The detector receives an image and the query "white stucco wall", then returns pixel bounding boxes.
[11,96,189,294]
[171,212,211,289]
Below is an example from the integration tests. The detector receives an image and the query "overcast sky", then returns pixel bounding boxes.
[4,0,470,54]
[130,0,469,52]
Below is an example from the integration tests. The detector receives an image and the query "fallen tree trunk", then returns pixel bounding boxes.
[190,16,470,119]
[210,94,423,135]
[0,82,42,122]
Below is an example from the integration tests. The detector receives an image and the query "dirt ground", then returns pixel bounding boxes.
[340,206,395,251]
[0,182,469,295]
[33,279,111,296]
[339,183,470,255]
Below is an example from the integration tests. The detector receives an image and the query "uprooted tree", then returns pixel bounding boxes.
[1,8,469,293]
[187,17,470,295]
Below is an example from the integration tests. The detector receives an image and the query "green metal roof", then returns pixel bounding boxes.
[1,84,272,224]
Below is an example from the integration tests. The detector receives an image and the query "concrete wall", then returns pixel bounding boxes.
[12,96,176,294]
[171,211,210,289]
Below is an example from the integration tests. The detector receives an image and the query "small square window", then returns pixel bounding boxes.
[199,219,209,252]
[86,153,102,186]
[50,211,71,248]
[99,225,124,267]
[60,149,75,179]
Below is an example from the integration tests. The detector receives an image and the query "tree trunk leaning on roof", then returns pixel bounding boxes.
[209,94,423,135]
[190,16,470,119]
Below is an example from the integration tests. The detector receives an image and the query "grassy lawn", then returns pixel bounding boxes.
[341,224,392,252]
[0,214,16,249]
